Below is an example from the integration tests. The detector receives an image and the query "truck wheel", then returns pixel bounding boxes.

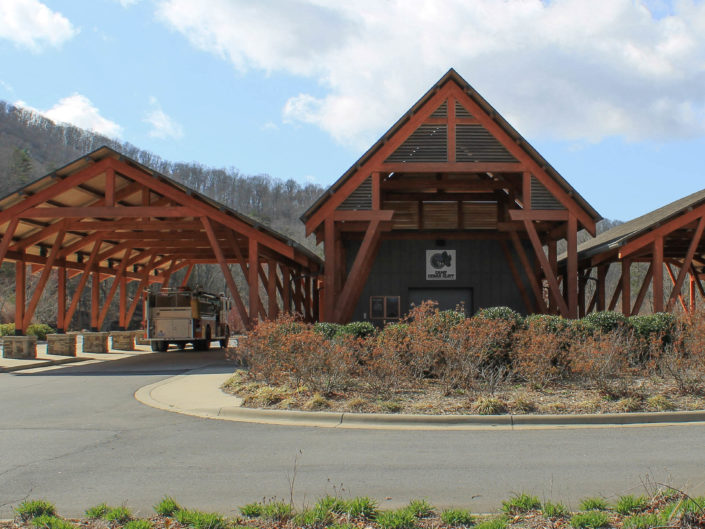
[175,341,187,350]
[151,341,168,352]
[219,326,230,349]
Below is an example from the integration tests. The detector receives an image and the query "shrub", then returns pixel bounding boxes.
[647,394,675,411]
[512,320,571,386]
[614,494,648,515]
[340,321,376,339]
[376,509,417,529]
[628,313,676,341]
[569,333,632,396]
[27,323,55,340]
[570,511,610,528]
[0,323,15,336]
[472,397,507,415]
[85,503,110,519]
[579,497,607,511]
[124,521,152,529]
[542,501,568,518]
[313,322,343,339]
[345,496,378,519]
[174,509,227,529]
[501,493,540,514]
[440,508,474,526]
[105,506,132,524]
[523,314,569,334]
[581,311,627,334]
[406,499,433,518]
[30,516,75,529]
[154,496,180,517]
[476,307,523,328]
[16,500,56,521]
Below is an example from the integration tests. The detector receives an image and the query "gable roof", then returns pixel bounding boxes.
[571,188,705,261]
[301,68,601,225]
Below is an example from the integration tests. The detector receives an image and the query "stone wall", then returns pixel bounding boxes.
[82,332,109,353]
[111,331,135,351]
[2,336,38,359]
[47,334,77,356]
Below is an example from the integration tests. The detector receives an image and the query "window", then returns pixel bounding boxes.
[369,296,401,322]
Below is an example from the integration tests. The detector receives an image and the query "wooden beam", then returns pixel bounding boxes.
[653,237,664,312]
[21,206,194,218]
[379,162,523,173]
[567,213,578,318]
[523,220,569,316]
[666,263,688,312]
[180,263,194,288]
[666,216,705,311]
[201,217,249,330]
[509,209,569,222]
[64,242,103,329]
[372,172,381,210]
[0,218,20,265]
[333,210,394,222]
[334,219,383,322]
[15,257,25,335]
[97,249,134,329]
[23,231,66,329]
[249,238,260,328]
[608,272,623,311]
[57,265,66,332]
[621,259,631,316]
[119,275,127,329]
[631,263,653,316]
[91,269,100,330]
[509,231,547,313]
[105,167,115,207]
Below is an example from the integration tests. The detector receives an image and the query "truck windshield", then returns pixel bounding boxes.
[153,294,192,307]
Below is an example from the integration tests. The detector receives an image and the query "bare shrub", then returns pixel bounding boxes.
[568,331,633,398]
[511,319,571,387]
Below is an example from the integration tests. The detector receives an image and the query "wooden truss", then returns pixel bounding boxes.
[0,148,321,334]
[305,70,599,322]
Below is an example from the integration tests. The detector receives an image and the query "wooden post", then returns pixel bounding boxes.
[57,265,66,333]
[621,259,631,316]
[304,275,312,321]
[567,213,578,318]
[312,276,320,321]
[548,239,557,312]
[15,257,26,335]
[119,275,127,329]
[248,238,259,327]
[653,237,664,312]
[323,218,336,322]
[597,264,606,312]
[91,270,100,331]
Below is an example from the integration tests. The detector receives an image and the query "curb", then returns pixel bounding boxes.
[135,371,705,430]
[0,356,89,373]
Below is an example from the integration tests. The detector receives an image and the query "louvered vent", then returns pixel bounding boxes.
[423,202,457,229]
[462,202,497,229]
[385,125,447,163]
[383,201,418,230]
[430,101,447,118]
[455,125,517,163]
[337,177,372,211]
[455,101,473,118]
[530,176,565,210]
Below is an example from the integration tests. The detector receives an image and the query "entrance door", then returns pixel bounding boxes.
[408,288,472,315]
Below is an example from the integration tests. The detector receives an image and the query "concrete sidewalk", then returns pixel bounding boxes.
[0,337,153,372]
[135,366,705,430]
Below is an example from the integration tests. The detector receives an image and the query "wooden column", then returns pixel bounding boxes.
[621,259,631,316]
[323,218,336,322]
[597,264,606,311]
[15,257,26,335]
[548,239,557,312]
[91,270,100,331]
[304,275,312,321]
[267,260,278,320]
[119,275,127,329]
[312,277,320,321]
[567,213,578,318]
[57,265,66,333]
[653,237,664,312]
[248,238,259,327]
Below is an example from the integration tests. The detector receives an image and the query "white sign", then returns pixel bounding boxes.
[426,250,456,280]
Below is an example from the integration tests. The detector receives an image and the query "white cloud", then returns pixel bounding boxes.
[0,0,76,51]
[144,97,184,140]
[156,0,705,148]
[16,94,123,138]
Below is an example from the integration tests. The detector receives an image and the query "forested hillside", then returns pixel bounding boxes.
[0,101,324,247]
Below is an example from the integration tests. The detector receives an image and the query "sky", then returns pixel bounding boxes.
[1,0,705,223]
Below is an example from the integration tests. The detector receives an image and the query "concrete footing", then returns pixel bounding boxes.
[110,330,135,351]
[82,332,109,353]
[47,334,77,356]
[2,335,38,359]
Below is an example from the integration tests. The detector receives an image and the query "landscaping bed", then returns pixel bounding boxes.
[224,304,705,416]
[4,487,704,529]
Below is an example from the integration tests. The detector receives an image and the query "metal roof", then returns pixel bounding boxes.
[301,68,601,225]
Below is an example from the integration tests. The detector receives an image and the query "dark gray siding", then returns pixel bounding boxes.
[344,238,532,322]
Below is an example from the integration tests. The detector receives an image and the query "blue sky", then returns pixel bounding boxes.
[1,0,705,224]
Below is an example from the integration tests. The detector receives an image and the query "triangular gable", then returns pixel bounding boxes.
[302,68,600,233]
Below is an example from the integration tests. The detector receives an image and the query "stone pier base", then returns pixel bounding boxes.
[110,330,135,351]
[47,334,77,356]
[82,332,109,353]
[2,336,38,359]
[134,330,150,346]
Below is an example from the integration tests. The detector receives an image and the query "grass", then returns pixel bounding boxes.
[15,500,56,521]
[85,503,110,519]
[105,506,132,524]
[376,509,417,529]
[174,509,228,529]
[474,517,508,529]
[239,501,293,522]
[292,505,333,528]
[472,397,507,415]
[345,496,378,519]
[622,513,660,529]
[542,501,568,518]
[154,496,181,516]
[579,497,608,511]
[440,508,474,526]
[614,494,648,515]
[315,495,347,514]
[570,511,611,528]
[501,493,540,514]
[124,521,152,529]
[405,499,433,518]
[239,503,263,518]
[30,516,75,529]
